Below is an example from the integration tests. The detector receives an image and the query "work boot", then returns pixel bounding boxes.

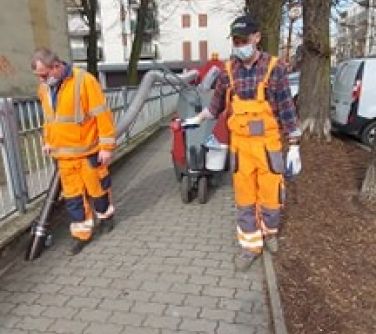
[96,205,115,234]
[264,235,278,254]
[99,216,114,234]
[234,250,259,272]
[66,239,89,256]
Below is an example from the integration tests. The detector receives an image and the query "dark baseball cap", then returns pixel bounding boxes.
[230,15,259,37]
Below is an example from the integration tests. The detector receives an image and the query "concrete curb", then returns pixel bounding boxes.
[263,250,289,334]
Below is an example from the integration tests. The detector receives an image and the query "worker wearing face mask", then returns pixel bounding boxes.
[31,47,116,255]
[184,15,301,271]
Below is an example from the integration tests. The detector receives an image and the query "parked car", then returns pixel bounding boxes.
[288,68,336,103]
[288,71,300,100]
[330,58,376,146]
[288,71,300,107]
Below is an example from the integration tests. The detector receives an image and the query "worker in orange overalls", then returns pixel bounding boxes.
[31,48,116,255]
[184,15,302,271]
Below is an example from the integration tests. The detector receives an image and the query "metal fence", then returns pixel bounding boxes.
[0,84,180,222]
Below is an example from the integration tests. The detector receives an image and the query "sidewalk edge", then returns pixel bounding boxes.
[263,251,289,334]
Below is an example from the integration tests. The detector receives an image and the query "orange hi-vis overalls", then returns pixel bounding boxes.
[226,57,285,255]
[38,66,116,241]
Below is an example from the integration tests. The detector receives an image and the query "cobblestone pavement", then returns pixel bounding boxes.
[0,129,272,334]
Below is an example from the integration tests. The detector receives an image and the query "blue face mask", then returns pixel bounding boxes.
[232,43,256,61]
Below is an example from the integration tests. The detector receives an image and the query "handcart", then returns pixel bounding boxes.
[170,86,228,204]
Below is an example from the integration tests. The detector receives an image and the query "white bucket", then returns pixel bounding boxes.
[205,144,228,171]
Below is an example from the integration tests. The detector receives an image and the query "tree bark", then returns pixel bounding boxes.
[82,0,98,77]
[245,0,284,55]
[360,151,376,204]
[298,0,331,140]
[127,0,149,85]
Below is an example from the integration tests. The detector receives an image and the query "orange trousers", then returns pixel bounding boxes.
[57,153,112,241]
[231,136,284,254]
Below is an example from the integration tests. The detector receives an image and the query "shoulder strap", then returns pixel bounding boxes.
[224,61,234,113]
[263,56,278,84]
[74,68,86,123]
[256,56,278,101]
[225,61,234,88]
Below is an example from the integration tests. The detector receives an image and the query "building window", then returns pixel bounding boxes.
[183,41,191,61]
[198,14,207,27]
[182,14,190,28]
[199,41,208,62]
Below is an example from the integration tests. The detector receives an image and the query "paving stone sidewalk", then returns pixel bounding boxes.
[0,129,272,334]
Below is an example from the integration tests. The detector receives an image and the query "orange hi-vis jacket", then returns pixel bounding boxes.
[38,67,116,159]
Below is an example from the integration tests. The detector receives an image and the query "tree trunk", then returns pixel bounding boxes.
[82,0,98,77]
[298,0,331,140]
[127,0,149,85]
[360,152,376,204]
[245,0,283,55]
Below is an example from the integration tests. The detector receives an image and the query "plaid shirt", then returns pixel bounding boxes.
[209,52,299,136]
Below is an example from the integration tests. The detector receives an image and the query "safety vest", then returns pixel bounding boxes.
[38,67,116,159]
[226,57,281,148]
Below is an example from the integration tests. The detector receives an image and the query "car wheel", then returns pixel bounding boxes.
[361,121,376,146]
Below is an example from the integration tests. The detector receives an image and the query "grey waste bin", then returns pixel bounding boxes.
[176,88,215,171]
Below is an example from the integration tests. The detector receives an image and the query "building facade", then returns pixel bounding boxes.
[67,0,242,67]
[157,0,242,65]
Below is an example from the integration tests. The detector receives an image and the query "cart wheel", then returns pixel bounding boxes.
[198,177,208,204]
[181,176,191,203]
[44,234,53,248]
[173,161,183,182]
[209,173,221,187]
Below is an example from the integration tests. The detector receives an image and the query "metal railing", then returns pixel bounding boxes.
[0,83,180,222]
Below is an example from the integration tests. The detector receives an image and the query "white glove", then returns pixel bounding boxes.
[182,115,202,128]
[181,108,214,128]
[285,145,301,177]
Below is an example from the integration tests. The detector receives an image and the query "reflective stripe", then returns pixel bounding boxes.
[43,69,87,124]
[239,238,264,249]
[44,114,55,123]
[54,115,76,123]
[41,85,54,122]
[70,219,94,230]
[99,137,116,145]
[46,85,53,112]
[70,219,94,241]
[89,104,107,117]
[54,114,90,124]
[237,226,262,241]
[237,227,263,250]
[96,204,115,220]
[51,140,98,155]
[53,102,107,124]
[74,69,86,123]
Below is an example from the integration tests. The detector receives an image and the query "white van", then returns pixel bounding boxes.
[331,57,376,145]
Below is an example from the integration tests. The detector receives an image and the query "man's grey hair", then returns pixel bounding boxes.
[31,47,61,70]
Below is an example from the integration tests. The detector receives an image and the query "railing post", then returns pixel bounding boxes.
[0,98,28,213]
[122,86,131,143]
[159,84,165,124]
